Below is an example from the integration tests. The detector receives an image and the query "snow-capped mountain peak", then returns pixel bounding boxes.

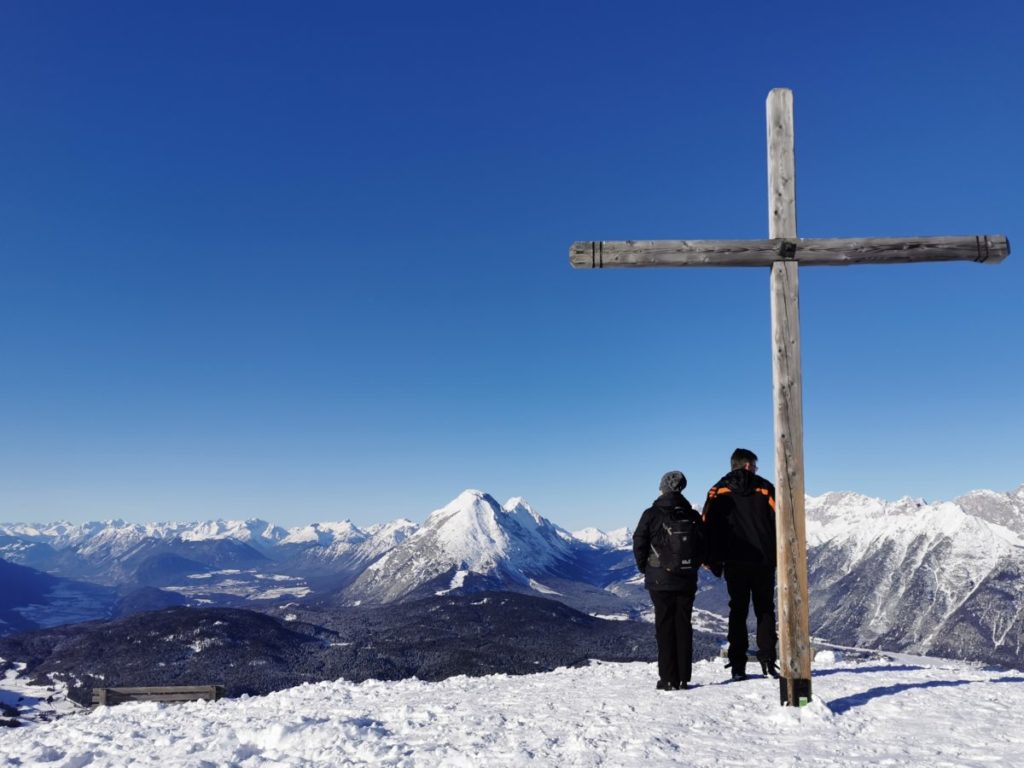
[572,527,632,549]
[178,519,288,548]
[419,490,509,570]
[280,521,365,547]
[953,487,1024,535]
[364,518,417,540]
[346,490,579,603]
[503,496,543,525]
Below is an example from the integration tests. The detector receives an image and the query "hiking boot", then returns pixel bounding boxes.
[656,680,674,691]
[725,659,746,681]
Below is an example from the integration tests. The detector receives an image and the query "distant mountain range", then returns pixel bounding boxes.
[0,491,645,627]
[2,484,1022,668]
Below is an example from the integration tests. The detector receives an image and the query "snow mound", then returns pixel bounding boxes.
[2,656,1021,766]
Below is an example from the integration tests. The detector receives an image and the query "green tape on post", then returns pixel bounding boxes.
[780,677,813,706]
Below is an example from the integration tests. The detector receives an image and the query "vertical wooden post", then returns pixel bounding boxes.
[767,88,812,706]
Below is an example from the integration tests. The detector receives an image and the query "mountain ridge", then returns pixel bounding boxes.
[2,483,1023,666]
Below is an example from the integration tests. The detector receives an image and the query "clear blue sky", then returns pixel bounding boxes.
[2,1,1021,531]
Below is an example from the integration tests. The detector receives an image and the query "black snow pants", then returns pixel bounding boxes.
[649,578,698,686]
[724,561,777,669]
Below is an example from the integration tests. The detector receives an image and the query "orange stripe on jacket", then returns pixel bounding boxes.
[755,487,777,511]
[705,485,774,514]
[702,486,731,522]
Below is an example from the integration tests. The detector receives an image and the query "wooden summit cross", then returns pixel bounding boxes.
[569,88,1009,707]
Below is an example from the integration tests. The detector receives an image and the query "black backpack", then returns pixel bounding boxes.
[649,509,697,573]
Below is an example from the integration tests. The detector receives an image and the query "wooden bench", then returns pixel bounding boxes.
[91,685,225,707]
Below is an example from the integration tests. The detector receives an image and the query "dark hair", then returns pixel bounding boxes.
[730,448,758,471]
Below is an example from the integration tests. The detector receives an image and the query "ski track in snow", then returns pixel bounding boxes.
[2,655,1022,767]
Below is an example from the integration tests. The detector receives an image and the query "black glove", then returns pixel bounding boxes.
[759,658,780,678]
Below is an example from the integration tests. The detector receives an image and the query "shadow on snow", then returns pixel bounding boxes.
[813,664,924,678]
[826,676,1024,715]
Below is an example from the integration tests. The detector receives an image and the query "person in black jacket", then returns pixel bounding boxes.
[633,470,704,691]
[702,448,778,680]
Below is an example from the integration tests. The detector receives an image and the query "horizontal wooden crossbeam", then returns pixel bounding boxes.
[569,235,1009,269]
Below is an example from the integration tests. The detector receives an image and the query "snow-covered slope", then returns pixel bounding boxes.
[344,491,580,603]
[3,652,1021,767]
[806,491,1024,667]
[953,484,1024,534]
[572,526,631,549]
[274,518,418,574]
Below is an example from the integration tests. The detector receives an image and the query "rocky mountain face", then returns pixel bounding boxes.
[953,486,1024,533]
[805,487,1024,668]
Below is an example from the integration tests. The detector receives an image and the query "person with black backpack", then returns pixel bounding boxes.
[632,470,705,691]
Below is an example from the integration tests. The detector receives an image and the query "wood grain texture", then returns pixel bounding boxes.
[568,235,1010,268]
[767,88,797,240]
[771,260,813,702]
[767,88,812,705]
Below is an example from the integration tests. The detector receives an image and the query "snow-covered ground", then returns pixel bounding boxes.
[1,662,77,724]
[2,652,1022,767]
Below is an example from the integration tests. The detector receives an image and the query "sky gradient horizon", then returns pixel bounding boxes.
[2,1,1022,531]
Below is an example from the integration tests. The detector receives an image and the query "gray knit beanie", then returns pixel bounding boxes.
[659,470,687,494]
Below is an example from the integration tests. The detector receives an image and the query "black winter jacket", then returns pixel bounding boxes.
[702,469,776,567]
[633,491,704,591]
